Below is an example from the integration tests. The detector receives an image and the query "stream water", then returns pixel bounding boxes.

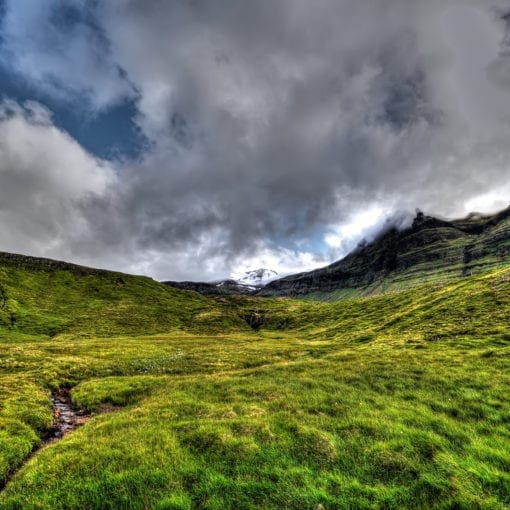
[44,387,89,442]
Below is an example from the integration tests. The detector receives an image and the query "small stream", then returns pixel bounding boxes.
[0,387,90,491]
[44,387,90,442]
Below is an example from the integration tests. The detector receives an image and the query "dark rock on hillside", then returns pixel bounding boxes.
[259,205,510,298]
[163,279,255,296]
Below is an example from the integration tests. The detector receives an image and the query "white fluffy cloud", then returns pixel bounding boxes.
[0,100,114,259]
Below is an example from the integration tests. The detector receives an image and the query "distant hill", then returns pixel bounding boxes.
[162,279,255,296]
[0,252,248,339]
[3,204,509,312]
[259,205,510,300]
[163,269,278,296]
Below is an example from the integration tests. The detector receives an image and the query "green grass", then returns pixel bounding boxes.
[0,260,509,508]
[0,262,249,339]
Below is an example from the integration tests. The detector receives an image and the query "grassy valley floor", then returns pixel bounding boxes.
[0,263,509,508]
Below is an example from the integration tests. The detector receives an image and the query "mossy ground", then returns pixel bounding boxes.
[0,262,509,509]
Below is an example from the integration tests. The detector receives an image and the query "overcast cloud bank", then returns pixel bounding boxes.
[0,1,510,280]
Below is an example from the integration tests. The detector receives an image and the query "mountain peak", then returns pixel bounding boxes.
[235,268,278,286]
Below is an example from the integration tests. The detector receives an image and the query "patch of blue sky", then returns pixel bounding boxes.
[0,0,147,161]
[0,64,146,161]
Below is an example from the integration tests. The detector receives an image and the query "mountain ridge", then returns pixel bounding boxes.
[2,204,510,302]
[258,205,510,299]
[162,278,256,296]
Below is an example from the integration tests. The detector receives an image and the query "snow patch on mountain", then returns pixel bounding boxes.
[231,268,278,287]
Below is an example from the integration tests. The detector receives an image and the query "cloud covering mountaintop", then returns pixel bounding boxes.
[0,0,510,280]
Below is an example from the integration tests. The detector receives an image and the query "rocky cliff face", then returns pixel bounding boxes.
[259,206,510,299]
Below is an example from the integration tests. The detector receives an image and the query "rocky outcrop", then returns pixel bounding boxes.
[163,279,255,296]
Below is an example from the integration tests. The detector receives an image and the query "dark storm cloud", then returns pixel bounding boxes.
[0,0,510,280]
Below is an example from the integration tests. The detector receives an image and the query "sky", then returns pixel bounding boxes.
[0,0,510,282]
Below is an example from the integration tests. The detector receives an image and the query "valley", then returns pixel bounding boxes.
[1,2,509,508]
[0,237,509,508]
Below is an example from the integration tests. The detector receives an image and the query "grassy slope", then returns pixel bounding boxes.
[0,259,509,508]
[0,254,250,340]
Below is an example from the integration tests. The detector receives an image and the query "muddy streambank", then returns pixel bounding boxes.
[44,387,90,442]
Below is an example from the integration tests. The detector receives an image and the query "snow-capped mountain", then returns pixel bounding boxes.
[164,268,278,296]
[234,268,278,287]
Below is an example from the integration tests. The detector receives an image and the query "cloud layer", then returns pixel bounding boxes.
[1,0,510,280]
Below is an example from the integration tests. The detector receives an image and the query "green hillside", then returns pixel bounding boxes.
[260,207,510,300]
[0,254,509,509]
[0,252,249,339]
